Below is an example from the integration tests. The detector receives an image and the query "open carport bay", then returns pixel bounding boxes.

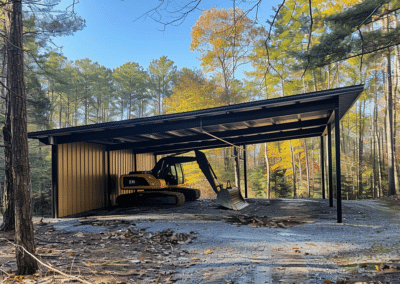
[1,198,400,283]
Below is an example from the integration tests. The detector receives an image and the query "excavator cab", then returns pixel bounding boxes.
[163,163,184,186]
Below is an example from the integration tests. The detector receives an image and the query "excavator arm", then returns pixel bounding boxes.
[154,150,248,210]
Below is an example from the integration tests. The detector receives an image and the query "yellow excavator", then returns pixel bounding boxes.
[117,150,248,210]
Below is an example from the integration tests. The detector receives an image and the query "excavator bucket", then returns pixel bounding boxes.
[194,150,249,210]
[216,186,249,210]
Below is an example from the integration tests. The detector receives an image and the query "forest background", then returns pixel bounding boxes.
[1,0,400,217]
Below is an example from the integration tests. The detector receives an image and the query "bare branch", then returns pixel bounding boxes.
[135,0,202,29]
[262,0,286,85]
[358,28,364,77]
[1,238,93,284]
[301,0,313,78]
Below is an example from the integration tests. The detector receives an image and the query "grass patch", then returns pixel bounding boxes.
[368,246,393,254]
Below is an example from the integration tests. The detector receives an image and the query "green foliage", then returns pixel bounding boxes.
[270,169,292,198]
[248,166,269,197]
[148,56,178,115]
[113,61,150,119]
[301,0,400,67]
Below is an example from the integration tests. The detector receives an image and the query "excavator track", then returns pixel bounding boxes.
[116,191,185,207]
[154,191,185,206]
[170,187,201,201]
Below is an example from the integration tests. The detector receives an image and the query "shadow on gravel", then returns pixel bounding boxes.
[67,198,337,223]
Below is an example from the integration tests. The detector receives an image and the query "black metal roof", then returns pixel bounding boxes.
[28,84,364,155]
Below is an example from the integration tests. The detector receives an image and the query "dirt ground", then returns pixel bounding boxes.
[1,196,400,283]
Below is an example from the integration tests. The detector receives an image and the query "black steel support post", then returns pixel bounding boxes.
[320,136,326,199]
[134,152,138,172]
[335,107,343,223]
[243,145,248,198]
[51,145,58,218]
[328,124,333,207]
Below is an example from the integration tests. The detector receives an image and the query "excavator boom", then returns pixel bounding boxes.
[154,150,248,210]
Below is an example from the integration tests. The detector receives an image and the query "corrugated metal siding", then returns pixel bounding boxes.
[57,142,106,217]
[135,153,155,171]
[109,149,135,205]
[56,143,156,215]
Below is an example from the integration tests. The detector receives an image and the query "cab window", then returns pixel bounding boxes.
[164,164,178,185]
[176,164,184,184]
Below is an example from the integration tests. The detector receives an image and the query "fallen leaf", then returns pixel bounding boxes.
[203,273,212,277]
[253,255,258,258]
[324,280,331,284]
[204,249,213,255]
[191,257,200,261]
[292,247,299,250]
[376,264,380,271]
[68,252,73,256]
[227,249,234,252]
[88,262,92,266]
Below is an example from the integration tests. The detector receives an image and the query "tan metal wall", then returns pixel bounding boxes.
[108,152,155,205]
[135,153,156,171]
[109,149,135,205]
[57,142,106,217]
[56,142,156,216]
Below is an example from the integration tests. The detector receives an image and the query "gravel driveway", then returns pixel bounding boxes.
[3,197,400,283]
[125,198,400,283]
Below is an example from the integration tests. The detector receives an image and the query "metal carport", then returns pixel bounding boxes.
[28,84,364,222]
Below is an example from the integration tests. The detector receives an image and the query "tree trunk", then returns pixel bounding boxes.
[373,70,378,198]
[378,131,384,197]
[298,152,302,192]
[234,148,240,190]
[84,96,88,124]
[264,143,270,199]
[393,17,400,193]
[0,91,14,232]
[59,94,62,128]
[304,139,310,197]
[290,140,296,198]
[358,100,365,198]
[386,48,396,196]
[5,0,38,274]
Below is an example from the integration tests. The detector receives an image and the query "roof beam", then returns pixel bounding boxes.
[105,118,329,152]
[55,99,336,145]
[154,132,322,155]
[109,126,326,153]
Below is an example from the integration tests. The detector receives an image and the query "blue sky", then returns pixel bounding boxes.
[53,0,281,75]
